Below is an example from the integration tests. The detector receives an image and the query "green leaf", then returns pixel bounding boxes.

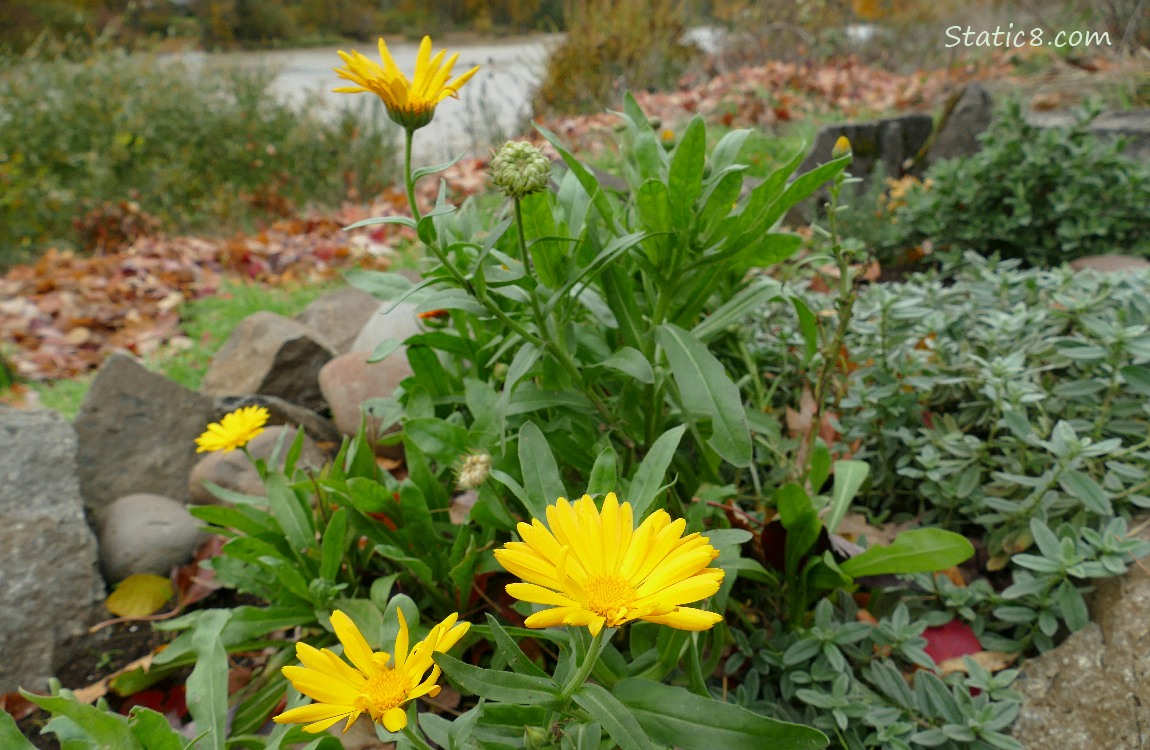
[839,529,974,578]
[790,295,819,365]
[734,232,803,270]
[587,445,618,496]
[710,128,752,172]
[186,608,231,750]
[366,338,403,364]
[826,460,870,534]
[403,417,470,459]
[536,123,618,230]
[127,707,184,750]
[667,116,707,229]
[574,683,655,750]
[594,347,654,384]
[1059,468,1113,515]
[614,678,828,750]
[484,613,549,678]
[0,705,49,749]
[264,472,314,556]
[433,652,561,705]
[518,420,567,518]
[415,288,487,316]
[1120,364,1150,397]
[343,268,415,299]
[319,507,349,582]
[411,151,467,182]
[22,689,142,750]
[342,215,417,231]
[636,179,674,233]
[655,324,751,468]
[628,424,687,518]
[692,278,781,343]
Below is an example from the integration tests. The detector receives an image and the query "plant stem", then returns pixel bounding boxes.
[402,723,436,750]
[560,627,607,700]
[403,127,421,222]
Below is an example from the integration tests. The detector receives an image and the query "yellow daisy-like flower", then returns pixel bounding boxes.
[274,609,470,734]
[194,405,269,453]
[495,492,725,636]
[334,35,480,131]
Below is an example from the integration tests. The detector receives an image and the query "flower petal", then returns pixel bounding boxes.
[383,706,408,732]
[641,606,723,631]
[330,610,379,678]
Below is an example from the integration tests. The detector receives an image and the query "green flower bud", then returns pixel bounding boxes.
[491,141,551,199]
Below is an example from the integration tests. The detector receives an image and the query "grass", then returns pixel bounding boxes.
[26,278,345,418]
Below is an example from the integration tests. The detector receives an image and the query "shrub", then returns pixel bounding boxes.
[0,45,397,266]
[533,0,702,114]
[890,102,1150,267]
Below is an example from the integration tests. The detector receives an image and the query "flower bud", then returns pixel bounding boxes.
[491,141,551,199]
[832,135,852,159]
[457,451,492,490]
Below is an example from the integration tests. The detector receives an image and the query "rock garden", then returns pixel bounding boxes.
[2,5,1150,750]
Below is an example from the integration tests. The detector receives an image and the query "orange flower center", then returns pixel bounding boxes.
[584,574,637,625]
[360,667,409,715]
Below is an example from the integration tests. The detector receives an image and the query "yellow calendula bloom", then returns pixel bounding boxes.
[334,35,480,131]
[495,493,725,636]
[274,609,470,734]
[194,405,269,453]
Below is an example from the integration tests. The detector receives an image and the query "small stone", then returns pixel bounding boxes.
[318,351,413,458]
[98,493,208,583]
[189,425,328,505]
[200,311,335,412]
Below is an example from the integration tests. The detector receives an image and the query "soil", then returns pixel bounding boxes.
[16,621,175,749]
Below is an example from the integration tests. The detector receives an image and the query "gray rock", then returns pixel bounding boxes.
[1011,562,1150,746]
[212,393,341,446]
[295,286,381,355]
[189,425,328,505]
[0,408,104,693]
[787,114,933,224]
[74,353,217,518]
[200,311,336,412]
[98,493,208,583]
[350,301,423,356]
[1069,255,1150,273]
[925,83,994,166]
[1028,108,1150,162]
[318,350,413,458]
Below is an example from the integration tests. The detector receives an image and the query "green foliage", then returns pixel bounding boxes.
[0,46,396,264]
[890,102,1150,267]
[725,594,1025,750]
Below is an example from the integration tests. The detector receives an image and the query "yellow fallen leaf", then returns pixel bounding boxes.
[105,574,174,618]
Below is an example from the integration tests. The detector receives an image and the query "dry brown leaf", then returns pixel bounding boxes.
[937,650,1019,676]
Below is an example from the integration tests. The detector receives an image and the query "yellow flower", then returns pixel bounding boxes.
[194,405,269,453]
[334,36,480,131]
[495,493,724,636]
[274,609,470,734]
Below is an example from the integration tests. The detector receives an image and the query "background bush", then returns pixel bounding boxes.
[0,45,397,265]
[888,103,1150,267]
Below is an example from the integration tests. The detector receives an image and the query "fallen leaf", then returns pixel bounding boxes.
[105,574,175,618]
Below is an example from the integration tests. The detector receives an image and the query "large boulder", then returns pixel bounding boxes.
[200,311,335,412]
[294,285,381,355]
[74,353,217,518]
[318,351,412,458]
[349,301,423,355]
[926,83,994,166]
[1011,558,1150,745]
[0,408,104,693]
[98,493,208,583]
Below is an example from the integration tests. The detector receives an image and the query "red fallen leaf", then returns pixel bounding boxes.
[118,684,187,718]
[922,619,982,666]
[1,691,38,721]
